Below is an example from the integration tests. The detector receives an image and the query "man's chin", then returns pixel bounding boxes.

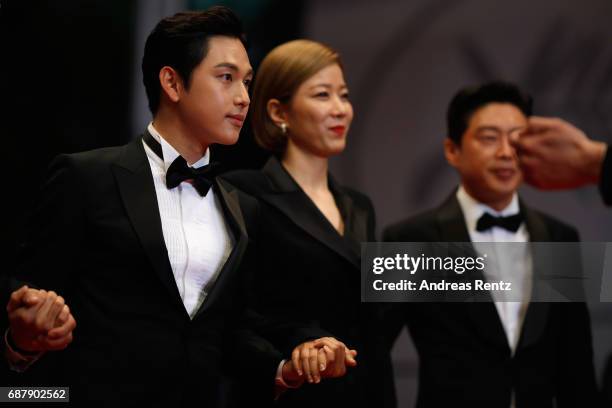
[214,132,241,146]
[486,185,519,203]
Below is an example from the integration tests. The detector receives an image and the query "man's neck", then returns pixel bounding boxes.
[152,111,208,165]
[462,184,515,212]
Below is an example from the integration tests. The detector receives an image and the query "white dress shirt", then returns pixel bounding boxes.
[6,123,234,369]
[456,186,532,408]
[7,126,295,388]
[144,123,233,318]
[456,186,532,352]
[144,125,294,390]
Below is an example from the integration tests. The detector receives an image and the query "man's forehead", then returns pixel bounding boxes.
[205,36,251,70]
[470,104,527,126]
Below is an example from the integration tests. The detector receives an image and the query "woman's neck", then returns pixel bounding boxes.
[281,144,329,194]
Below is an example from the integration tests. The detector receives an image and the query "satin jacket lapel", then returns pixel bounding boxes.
[437,192,510,353]
[193,178,249,317]
[259,158,360,268]
[330,176,368,257]
[112,137,185,313]
[516,201,551,352]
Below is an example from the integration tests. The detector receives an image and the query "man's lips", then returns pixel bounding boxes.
[329,125,346,136]
[227,114,245,127]
[491,168,517,180]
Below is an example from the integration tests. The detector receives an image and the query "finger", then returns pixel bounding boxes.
[23,289,44,307]
[514,135,554,157]
[34,291,58,332]
[301,348,313,383]
[320,345,337,377]
[43,332,73,351]
[48,314,76,339]
[318,348,327,373]
[45,296,65,331]
[7,286,29,312]
[313,338,345,355]
[332,342,346,375]
[312,336,342,347]
[313,338,345,376]
[508,134,519,147]
[322,344,335,366]
[308,346,321,383]
[54,305,70,326]
[292,346,303,377]
[311,338,345,374]
[526,116,562,133]
[312,337,346,352]
[516,152,540,166]
[345,348,358,366]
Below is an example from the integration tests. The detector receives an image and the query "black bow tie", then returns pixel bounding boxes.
[143,131,220,197]
[166,157,219,197]
[476,212,523,232]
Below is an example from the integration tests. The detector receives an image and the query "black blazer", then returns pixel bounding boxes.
[223,157,396,408]
[9,137,288,407]
[383,192,599,408]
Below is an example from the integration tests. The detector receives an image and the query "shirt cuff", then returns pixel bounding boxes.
[4,328,43,372]
[274,359,305,400]
[275,359,302,389]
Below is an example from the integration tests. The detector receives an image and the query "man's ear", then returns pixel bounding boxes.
[159,66,183,103]
[267,99,288,128]
[444,137,461,168]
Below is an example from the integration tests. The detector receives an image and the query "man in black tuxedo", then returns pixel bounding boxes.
[384,81,599,407]
[3,7,353,407]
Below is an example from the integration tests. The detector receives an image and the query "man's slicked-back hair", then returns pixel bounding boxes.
[446,80,533,144]
[142,6,247,115]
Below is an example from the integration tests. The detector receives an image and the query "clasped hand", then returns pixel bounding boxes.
[6,286,77,353]
[283,337,357,385]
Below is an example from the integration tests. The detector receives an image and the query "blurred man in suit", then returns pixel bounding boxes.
[384,81,599,407]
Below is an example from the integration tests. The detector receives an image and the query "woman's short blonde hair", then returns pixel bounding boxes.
[251,39,342,153]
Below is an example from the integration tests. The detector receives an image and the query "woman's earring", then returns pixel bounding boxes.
[280,123,287,134]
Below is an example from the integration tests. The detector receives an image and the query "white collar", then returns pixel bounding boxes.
[147,122,210,173]
[456,185,520,233]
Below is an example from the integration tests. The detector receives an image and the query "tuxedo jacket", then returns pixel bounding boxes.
[223,157,396,408]
[383,192,599,408]
[9,137,297,407]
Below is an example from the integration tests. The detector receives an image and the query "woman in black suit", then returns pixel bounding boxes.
[224,40,395,408]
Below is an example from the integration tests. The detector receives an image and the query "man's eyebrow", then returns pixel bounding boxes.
[475,126,502,133]
[475,125,526,134]
[214,62,254,77]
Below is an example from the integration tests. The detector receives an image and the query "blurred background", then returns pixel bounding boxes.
[2,0,611,404]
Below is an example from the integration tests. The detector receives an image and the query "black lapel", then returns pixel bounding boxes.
[259,157,360,268]
[437,192,510,353]
[330,176,369,257]
[193,178,249,317]
[516,200,551,351]
[112,137,186,314]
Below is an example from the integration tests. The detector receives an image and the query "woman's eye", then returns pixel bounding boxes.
[341,92,350,100]
[243,79,252,88]
[220,73,232,82]
[314,92,329,98]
